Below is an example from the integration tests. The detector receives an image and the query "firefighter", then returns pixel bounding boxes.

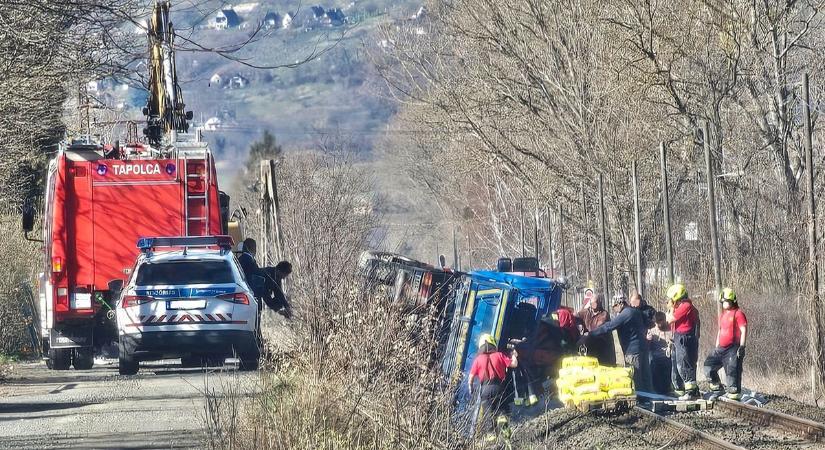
[665,284,700,400]
[703,288,748,400]
[575,293,616,365]
[647,312,673,395]
[262,261,293,318]
[586,293,652,392]
[468,334,518,441]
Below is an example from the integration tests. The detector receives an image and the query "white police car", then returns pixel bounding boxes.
[114,236,259,375]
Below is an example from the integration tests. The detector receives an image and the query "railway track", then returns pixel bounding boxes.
[633,406,746,450]
[714,397,825,442]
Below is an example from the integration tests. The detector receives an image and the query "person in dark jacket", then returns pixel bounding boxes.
[575,293,616,365]
[587,293,652,392]
[237,238,267,299]
[630,292,657,330]
[262,261,293,318]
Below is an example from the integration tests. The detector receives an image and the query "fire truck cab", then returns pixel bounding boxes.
[28,135,227,370]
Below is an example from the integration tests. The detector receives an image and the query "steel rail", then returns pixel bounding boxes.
[634,406,747,450]
[714,397,825,442]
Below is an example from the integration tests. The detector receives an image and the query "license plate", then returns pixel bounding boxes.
[167,299,207,310]
[71,293,92,309]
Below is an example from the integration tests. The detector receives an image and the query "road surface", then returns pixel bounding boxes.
[0,359,259,449]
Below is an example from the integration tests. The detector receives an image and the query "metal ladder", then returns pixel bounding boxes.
[179,147,210,236]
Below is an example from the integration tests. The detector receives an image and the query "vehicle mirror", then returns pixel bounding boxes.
[21,205,34,232]
[108,279,124,292]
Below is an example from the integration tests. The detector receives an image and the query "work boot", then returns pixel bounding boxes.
[725,387,741,401]
[708,382,724,392]
[673,389,685,397]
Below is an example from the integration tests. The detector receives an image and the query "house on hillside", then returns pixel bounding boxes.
[323,8,346,26]
[281,12,294,29]
[310,5,325,20]
[263,11,281,29]
[212,9,241,29]
[209,73,223,86]
[227,74,250,89]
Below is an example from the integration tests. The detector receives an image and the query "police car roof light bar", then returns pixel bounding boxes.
[137,236,235,254]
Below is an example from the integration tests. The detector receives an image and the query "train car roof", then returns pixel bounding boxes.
[468,270,559,291]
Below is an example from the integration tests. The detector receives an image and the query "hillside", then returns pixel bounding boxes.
[168,1,421,180]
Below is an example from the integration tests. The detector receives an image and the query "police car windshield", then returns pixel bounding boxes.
[135,261,234,285]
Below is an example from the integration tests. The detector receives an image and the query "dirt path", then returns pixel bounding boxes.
[0,360,259,449]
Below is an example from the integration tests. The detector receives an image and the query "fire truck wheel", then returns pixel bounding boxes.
[49,348,71,371]
[73,348,94,370]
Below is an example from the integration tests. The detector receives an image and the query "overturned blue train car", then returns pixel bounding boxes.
[440,269,564,417]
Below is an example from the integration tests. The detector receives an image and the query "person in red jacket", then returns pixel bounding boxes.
[704,288,748,400]
[468,334,518,440]
[665,284,700,400]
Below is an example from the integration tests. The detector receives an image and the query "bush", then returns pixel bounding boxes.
[0,215,40,357]
[206,151,463,449]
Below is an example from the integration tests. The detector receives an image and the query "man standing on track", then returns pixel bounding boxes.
[704,288,748,400]
[666,284,700,400]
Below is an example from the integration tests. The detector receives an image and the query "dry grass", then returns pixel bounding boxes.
[205,150,466,449]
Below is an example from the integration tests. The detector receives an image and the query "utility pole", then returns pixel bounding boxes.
[260,160,284,265]
[467,234,472,269]
[559,203,568,306]
[632,161,643,296]
[520,200,526,257]
[581,182,593,281]
[703,121,723,313]
[559,204,567,278]
[803,73,824,400]
[534,207,540,261]
[452,225,459,270]
[660,142,675,285]
[598,174,610,299]
[546,205,554,273]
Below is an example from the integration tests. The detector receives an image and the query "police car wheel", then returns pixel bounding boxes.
[119,356,139,375]
[118,341,139,375]
[49,348,71,371]
[73,348,94,370]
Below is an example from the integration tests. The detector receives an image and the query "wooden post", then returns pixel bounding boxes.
[803,73,823,400]
[598,174,610,299]
[534,207,540,262]
[581,183,593,281]
[259,160,272,266]
[660,143,675,285]
[546,205,554,274]
[703,121,723,314]
[632,161,644,296]
[520,200,526,257]
[268,160,284,262]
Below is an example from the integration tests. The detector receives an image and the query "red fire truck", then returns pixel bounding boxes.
[24,138,228,370]
[21,1,233,370]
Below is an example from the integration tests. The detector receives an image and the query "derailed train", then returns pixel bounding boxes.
[358,251,567,423]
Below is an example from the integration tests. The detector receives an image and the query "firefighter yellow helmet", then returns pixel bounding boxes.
[666,284,688,302]
[478,333,497,349]
[721,288,737,303]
